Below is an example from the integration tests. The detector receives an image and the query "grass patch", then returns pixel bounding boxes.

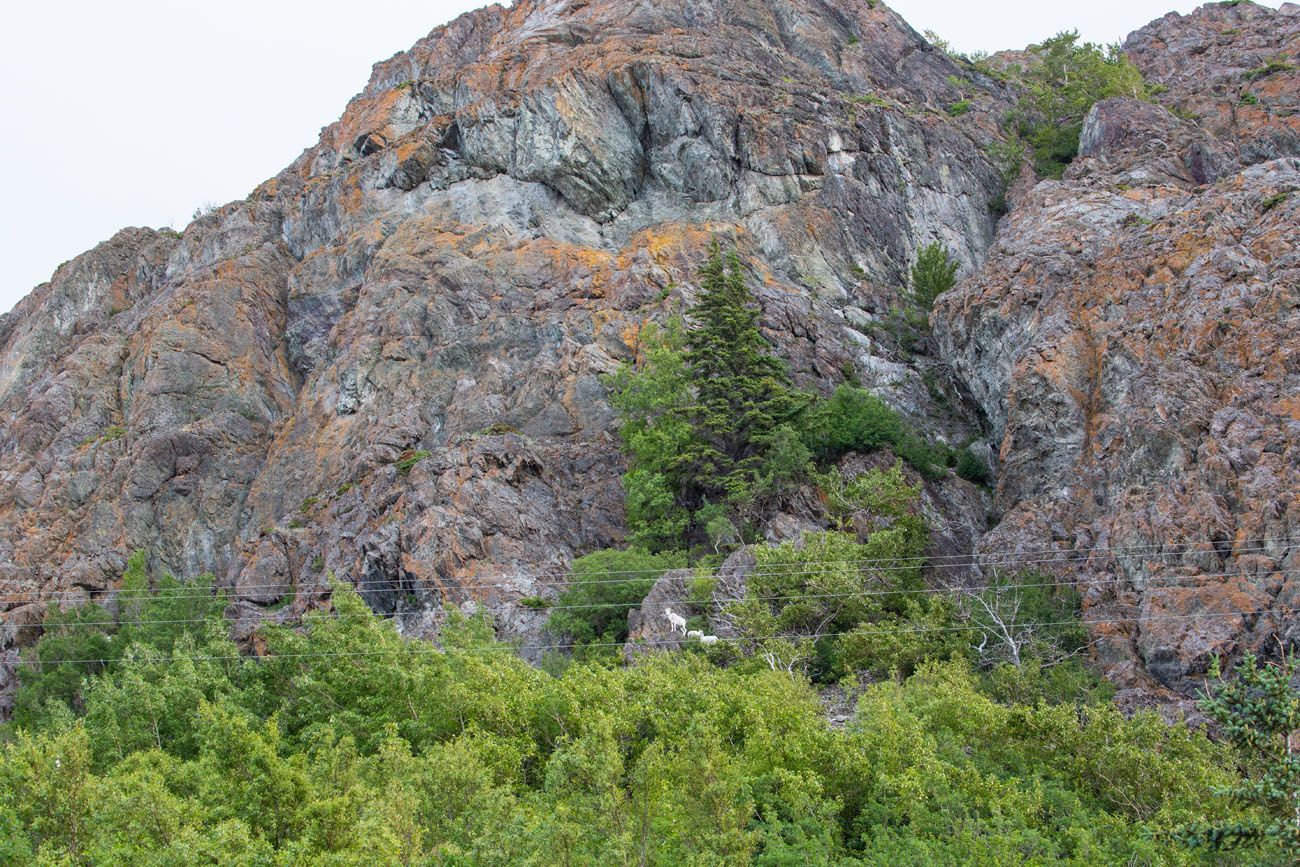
[1262,192,1291,212]
[81,425,126,448]
[393,449,432,475]
[1243,58,1295,81]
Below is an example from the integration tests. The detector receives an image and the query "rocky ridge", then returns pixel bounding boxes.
[1,0,1296,712]
[0,0,1005,712]
[935,1,1300,692]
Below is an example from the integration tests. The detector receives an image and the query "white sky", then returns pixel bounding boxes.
[0,0,1279,315]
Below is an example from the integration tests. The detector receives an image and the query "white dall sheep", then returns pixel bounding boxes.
[686,630,705,640]
[663,607,688,635]
[699,635,720,645]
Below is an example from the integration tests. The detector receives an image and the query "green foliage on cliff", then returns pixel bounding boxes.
[1173,652,1300,859]
[2,563,1270,865]
[1015,32,1147,178]
[682,244,810,504]
[607,246,812,549]
[956,446,992,484]
[609,246,955,550]
[910,242,959,309]
[804,386,951,480]
[545,547,686,652]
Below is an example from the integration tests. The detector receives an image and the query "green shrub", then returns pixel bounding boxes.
[801,385,950,479]
[393,449,431,475]
[947,99,972,117]
[726,517,945,680]
[802,384,905,459]
[813,461,922,527]
[1014,32,1147,178]
[910,242,959,308]
[1243,58,1295,81]
[956,447,992,484]
[1262,192,1291,212]
[545,547,686,651]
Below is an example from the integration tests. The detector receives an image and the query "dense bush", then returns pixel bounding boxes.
[1,563,1264,864]
[799,384,949,479]
[545,547,686,652]
[609,248,951,550]
[956,446,992,484]
[802,384,905,459]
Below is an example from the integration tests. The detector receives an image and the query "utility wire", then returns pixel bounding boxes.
[4,537,1294,606]
[15,565,1300,633]
[14,604,1299,668]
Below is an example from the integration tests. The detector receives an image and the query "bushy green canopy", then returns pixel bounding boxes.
[1,555,1273,865]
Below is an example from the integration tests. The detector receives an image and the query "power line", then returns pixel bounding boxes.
[16,564,1300,634]
[4,536,1294,606]
[14,604,1299,668]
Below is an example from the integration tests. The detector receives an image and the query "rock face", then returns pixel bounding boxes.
[1124,1,1300,166]
[0,0,1007,712]
[934,2,1300,692]
[1,0,1296,710]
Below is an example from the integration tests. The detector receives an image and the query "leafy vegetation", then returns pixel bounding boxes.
[609,245,960,551]
[1262,192,1291,212]
[2,552,1275,864]
[393,449,431,475]
[1173,652,1300,858]
[910,242,959,309]
[1013,32,1147,178]
[956,446,992,484]
[545,547,686,652]
[1243,58,1295,81]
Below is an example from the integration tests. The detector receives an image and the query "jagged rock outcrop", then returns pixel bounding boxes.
[934,2,1299,693]
[0,0,1007,712]
[2,0,1295,711]
[1124,1,1300,166]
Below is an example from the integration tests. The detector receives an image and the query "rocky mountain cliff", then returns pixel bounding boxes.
[1,0,1296,713]
[937,0,1300,695]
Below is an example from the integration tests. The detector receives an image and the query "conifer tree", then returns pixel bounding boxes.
[682,242,806,506]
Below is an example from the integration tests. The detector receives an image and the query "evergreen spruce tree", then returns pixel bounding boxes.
[1175,651,1300,859]
[682,242,806,508]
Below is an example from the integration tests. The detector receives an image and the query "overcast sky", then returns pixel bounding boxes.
[0,0,1277,314]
